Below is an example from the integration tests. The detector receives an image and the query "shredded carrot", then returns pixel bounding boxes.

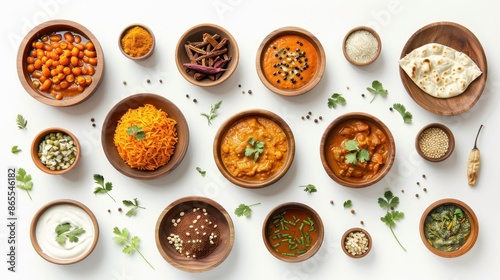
[113,104,178,170]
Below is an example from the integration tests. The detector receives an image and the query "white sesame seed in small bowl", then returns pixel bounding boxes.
[416,123,455,162]
[343,26,381,66]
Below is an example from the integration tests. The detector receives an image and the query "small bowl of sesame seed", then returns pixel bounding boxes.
[155,196,234,272]
[416,123,455,162]
[343,26,381,66]
[341,227,372,258]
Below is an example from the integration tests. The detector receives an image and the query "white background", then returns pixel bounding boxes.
[1,0,499,279]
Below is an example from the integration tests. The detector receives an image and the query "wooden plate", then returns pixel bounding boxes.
[399,22,487,116]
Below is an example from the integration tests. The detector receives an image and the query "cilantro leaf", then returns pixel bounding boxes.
[196,167,206,177]
[378,190,406,251]
[93,174,116,202]
[16,114,27,129]
[201,100,222,125]
[366,80,388,103]
[122,198,145,217]
[327,93,346,109]
[11,145,22,154]
[343,200,352,208]
[245,137,265,162]
[392,103,413,124]
[55,223,85,244]
[127,125,145,140]
[344,139,370,164]
[16,168,33,200]
[234,203,261,218]
[113,227,154,269]
[300,184,317,193]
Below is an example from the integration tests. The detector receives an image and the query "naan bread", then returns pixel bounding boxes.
[399,43,482,98]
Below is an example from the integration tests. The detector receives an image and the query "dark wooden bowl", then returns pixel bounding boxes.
[343,26,381,66]
[101,93,189,180]
[155,196,234,272]
[17,19,104,107]
[213,109,295,188]
[420,198,479,258]
[320,112,396,188]
[175,23,239,87]
[341,227,372,258]
[118,24,155,60]
[399,21,487,116]
[30,199,99,265]
[256,26,326,96]
[415,123,455,162]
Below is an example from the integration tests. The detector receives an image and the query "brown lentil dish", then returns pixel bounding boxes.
[418,127,449,159]
[262,35,319,90]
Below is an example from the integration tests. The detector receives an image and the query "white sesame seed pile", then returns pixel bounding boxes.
[344,231,369,256]
[418,127,449,158]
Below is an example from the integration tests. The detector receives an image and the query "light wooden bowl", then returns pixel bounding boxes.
[256,26,326,96]
[262,202,324,262]
[415,123,455,162]
[155,196,234,272]
[320,112,395,188]
[342,26,381,66]
[341,227,372,258]
[17,19,104,107]
[31,127,81,175]
[420,198,479,258]
[30,199,99,265]
[175,23,239,87]
[213,109,295,188]
[101,93,189,180]
[119,24,155,60]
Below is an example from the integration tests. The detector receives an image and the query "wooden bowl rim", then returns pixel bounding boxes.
[319,112,396,188]
[415,123,455,162]
[155,196,235,272]
[342,26,382,66]
[175,23,239,87]
[101,93,189,180]
[16,19,104,107]
[31,127,81,175]
[419,198,479,258]
[261,202,324,262]
[213,109,295,188]
[341,227,372,258]
[118,23,155,60]
[256,26,326,96]
[30,199,99,265]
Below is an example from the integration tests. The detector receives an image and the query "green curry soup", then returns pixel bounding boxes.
[424,204,471,252]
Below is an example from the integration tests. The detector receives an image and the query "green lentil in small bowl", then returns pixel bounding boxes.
[416,123,455,162]
[31,127,80,175]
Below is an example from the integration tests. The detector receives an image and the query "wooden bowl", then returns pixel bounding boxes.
[213,109,295,188]
[30,199,99,265]
[175,23,239,87]
[262,202,324,262]
[399,21,487,116]
[416,123,455,162]
[155,196,234,272]
[341,227,372,258]
[320,112,396,188]
[256,26,326,96]
[342,26,381,66]
[119,24,155,60]
[420,198,479,258]
[31,127,81,175]
[17,19,104,107]
[101,93,189,180]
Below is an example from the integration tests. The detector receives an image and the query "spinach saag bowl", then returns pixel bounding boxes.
[419,198,478,258]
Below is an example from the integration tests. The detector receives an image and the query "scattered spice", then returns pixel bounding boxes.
[92,123,96,127]
[344,29,379,64]
[118,208,122,212]
[193,99,197,103]
[159,79,163,83]
[360,221,364,225]
[123,80,127,85]
[314,119,318,123]
[330,200,334,205]
[301,116,305,120]
[121,26,153,58]
[108,209,111,213]
[401,189,405,193]
[350,209,356,214]
[361,93,365,98]
[416,182,420,186]
[147,79,151,83]
[418,127,449,159]
[185,94,190,98]
[415,194,419,198]
[423,188,427,192]
[422,174,426,179]
[319,116,323,120]
[248,90,252,94]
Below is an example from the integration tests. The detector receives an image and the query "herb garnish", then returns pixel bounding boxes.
[11,145,22,154]
[343,200,353,208]
[16,168,33,200]
[55,223,85,244]
[122,198,146,217]
[201,100,222,125]
[244,137,264,162]
[196,167,206,177]
[392,103,413,124]
[16,114,27,129]
[234,202,261,218]
[366,80,388,103]
[113,227,154,270]
[300,184,317,193]
[345,139,370,164]
[327,93,346,109]
[93,174,116,202]
[378,190,406,251]
[127,125,145,140]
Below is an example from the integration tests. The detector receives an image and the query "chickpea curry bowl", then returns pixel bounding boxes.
[256,26,326,96]
[17,19,104,107]
[320,112,395,188]
[213,109,295,188]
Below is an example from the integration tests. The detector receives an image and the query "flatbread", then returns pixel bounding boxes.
[399,43,482,98]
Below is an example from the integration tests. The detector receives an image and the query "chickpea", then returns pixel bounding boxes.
[39,79,52,91]
[70,46,79,57]
[85,41,95,51]
[49,34,62,42]
[55,93,64,100]
[27,64,35,73]
[70,56,79,67]
[65,74,75,83]
[43,44,53,52]
[74,35,82,44]
[85,76,92,86]
[34,41,44,49]
[59,81,69,89]
[34,59,43,70]
[75,43,85,51]
[84,49,96,58]
[75,75,86,86]
[59,55,70,66]
[62,66,71,75]
[71,67,81,76]
[63,32,74,43]
[42,67,51,77]
[87,65,95,76]
[88,57,98,66]
[59,41,68,50]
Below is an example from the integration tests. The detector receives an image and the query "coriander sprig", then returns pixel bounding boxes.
[201,100,222,125]
[16,114,27,129]
[127,125,145,140]
[16,168,33,200]
[244,137,264,162]
[299,184,317,193]
[392,103,413,124]
[366,80,388,103]
[378,190,406,251]
[55,223,85,244]
[345,139,370,164]
[113,227,154,270]
[234,202,261,218]
[343,200,353,208]
[196,167,206,177]
[93,174,116,202]
[11,145,22,154]
[327,93,346,109]
[122,198,146,217]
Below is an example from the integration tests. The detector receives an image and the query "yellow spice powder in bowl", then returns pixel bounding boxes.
[416,123,455,162]
[119,24,155,60]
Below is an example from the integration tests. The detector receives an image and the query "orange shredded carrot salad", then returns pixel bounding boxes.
[113,104,178,170]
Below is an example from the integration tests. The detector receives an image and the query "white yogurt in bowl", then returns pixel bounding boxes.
[30,199,99,264]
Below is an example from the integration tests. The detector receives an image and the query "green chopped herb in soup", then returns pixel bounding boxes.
[424,204,471,252]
